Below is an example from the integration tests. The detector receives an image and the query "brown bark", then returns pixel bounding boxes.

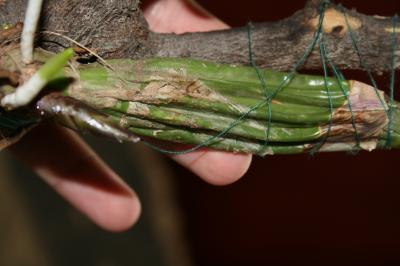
[0,0,398,73]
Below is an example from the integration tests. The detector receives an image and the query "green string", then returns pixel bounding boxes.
[340,5,386,110]
[143,0,329,155]
[0,1,395,155]
[144,0,396,155]
[323,54,361,150]
[247,22,272,151]
[387,14,398,149]
[310,37,334,154]
[143,98,267,155]
[315,32,361,151]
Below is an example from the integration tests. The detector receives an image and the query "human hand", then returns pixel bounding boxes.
[9,0,252,232]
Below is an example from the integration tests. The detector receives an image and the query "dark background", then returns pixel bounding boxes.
[172,0,400,266]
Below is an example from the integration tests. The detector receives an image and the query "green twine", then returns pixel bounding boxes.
[143,99,267,155]
[246,22,272,153]
[0,109,37,132]
[144,0,329,155]
[323,53,361,150]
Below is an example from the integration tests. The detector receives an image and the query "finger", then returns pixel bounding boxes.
[172,149,252,186]
[10,124,141,232]
[143,0,229,33]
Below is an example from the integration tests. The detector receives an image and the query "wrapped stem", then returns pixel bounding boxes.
[67,57,395,155]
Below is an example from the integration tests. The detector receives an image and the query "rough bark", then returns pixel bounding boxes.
[152,2,400,72]
[0,0,398,73]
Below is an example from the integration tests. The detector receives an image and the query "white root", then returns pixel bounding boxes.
[2,0,45,109]
[21,0,44,64]
[1,73,45,109]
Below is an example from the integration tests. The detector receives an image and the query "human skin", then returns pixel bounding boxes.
[9,0,253,232]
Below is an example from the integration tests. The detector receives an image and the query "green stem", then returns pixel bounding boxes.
[1,48,397,156]
[109,100,325,142]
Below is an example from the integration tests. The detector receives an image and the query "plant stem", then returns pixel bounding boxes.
[59,57,393,154]
[0,48,397,155]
